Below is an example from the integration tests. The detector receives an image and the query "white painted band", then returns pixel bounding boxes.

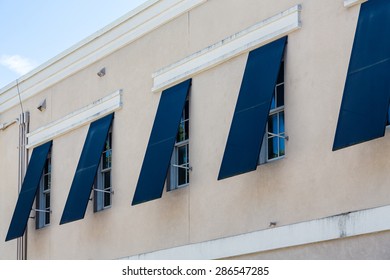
[344,0,368,8]
[122,205,390,259]
[152,4,301,93]
[26,90,122,149]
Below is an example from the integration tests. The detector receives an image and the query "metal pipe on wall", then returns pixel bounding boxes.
[17,112,29,260]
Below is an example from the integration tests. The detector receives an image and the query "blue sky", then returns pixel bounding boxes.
[0,0,148,89]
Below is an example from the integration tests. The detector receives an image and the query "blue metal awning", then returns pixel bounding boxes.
[132,79,191,205]
[6,141,52,241]
[60,113,113,225]
[218,37,287,180]
[333,0,390,150]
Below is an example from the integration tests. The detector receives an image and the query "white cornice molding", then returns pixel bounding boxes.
[0,0,207,114]
[122,204,390,259]
[152,4,301,93]
[344,0,367,8]
[26,90,122,149]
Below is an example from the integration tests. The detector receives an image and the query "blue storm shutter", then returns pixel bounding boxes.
[218,36,287,180]
[132,79,191,205]
[6,141,52,241]
[333,0,390,150]
[60,113,113,225]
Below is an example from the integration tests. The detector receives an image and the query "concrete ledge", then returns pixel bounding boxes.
[121,204,390,259]
[152,4,301,93]
[26,90,122,149]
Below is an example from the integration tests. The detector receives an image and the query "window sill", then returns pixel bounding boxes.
[258,155,285,166]
[168,183,189,192]
[36,224,50,230]
[267,155,285,163]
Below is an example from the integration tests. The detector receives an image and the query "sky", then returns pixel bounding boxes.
[0,0,148,89]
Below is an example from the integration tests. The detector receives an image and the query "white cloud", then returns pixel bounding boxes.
[0,54,37,76]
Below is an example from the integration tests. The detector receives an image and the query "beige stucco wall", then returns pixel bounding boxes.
[1,0,388,259]
[0,108,19,260]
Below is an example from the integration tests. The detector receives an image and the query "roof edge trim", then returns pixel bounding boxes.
[0,0,207,113]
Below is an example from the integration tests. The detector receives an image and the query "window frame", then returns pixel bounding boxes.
[35,150,52,229]
[167,97,190,191]
[93,128,113,212]
[259,61,286,165]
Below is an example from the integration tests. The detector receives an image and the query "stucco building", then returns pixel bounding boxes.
[1,0,390,259]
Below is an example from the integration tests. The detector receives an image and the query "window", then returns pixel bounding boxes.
[168,98,190,190]
[217,37,287,180]
[36,150,51,229]
[259,61,285,164]
[131,79,191,205]
[94,129,112,212]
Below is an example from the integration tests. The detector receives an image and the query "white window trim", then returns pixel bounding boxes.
[152,4,301,92]
[26,90,122,149]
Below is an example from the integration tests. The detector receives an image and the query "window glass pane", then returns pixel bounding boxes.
[44,159,48,174]
[268,137,278,160]
[279,111,285,133]
[276,84,284,107]
[268,114,278,134]
[270,94,276,110]
[104,192,111,208]
[45,211,50,225]
[102,150,112,169]
[184,120,189,140]
[178,166,187,186]
[277,61,284,84]
[45,193,50,209]
[178,145,188,165]
[103,172,111,189]
[108,132,112,150]
[184,99,189,120]
[43,175,50,191]
[46,158,51,174]
[176,122,185,142]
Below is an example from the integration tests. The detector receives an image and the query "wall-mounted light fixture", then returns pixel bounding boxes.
[37,99,46,112]
[0,119,19,131]
[97,67,106,77]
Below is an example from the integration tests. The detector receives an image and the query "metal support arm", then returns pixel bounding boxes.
[172,164,193,171]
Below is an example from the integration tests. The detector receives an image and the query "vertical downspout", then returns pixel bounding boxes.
[17,111,29,260]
